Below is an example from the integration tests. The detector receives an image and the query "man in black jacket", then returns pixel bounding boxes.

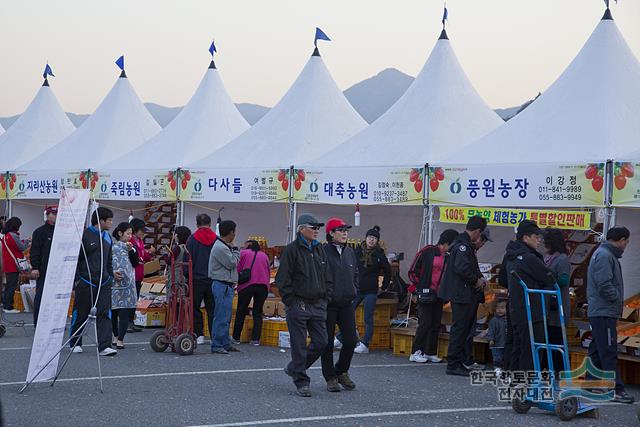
[321,218,358,392]
[69,207,119,356]
[503,220,555,373]
[276,214,333,397]
[439,216,487,376]
[30,205,57,326]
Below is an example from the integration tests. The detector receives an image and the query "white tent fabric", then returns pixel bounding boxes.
[0,124,4,135]
[0,81,75,171]
[19,74,161,171]
[312,30,503,167]
[190,49,367,168]
[106,61,249,170]
[450,10,640,164]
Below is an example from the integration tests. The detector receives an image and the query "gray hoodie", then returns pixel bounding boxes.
[208,238,240,284]
[587,242,624,319]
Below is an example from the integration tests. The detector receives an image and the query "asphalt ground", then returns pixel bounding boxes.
[0,312,639,427]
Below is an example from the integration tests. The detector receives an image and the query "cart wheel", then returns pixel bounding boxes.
[175,333,195,356]
[555,397,578,421]
[0,324,6,338]
[150,330,169,352]
[512,396,532,414]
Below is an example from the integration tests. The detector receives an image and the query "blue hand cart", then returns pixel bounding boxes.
[510,271,598,421]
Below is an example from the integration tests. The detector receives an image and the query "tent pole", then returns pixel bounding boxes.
[602,160,616,236]
[287,166,296,242]
[419,163,430,248]
[6,199,12,218]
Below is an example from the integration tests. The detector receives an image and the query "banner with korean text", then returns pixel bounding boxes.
[292,166,425,205]
[9,170,85,200]
[180,168,288,202]
[611,161,639,207]
[91,169,177,201]
[439,206,591,231]
[428,163,604,207]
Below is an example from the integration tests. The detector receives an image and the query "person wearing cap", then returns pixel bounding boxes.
[350,225,391,354]
[30,205,57,326]
[275,214,333,397]
[439,216,488,376]
[503,219,555,373]
[321,218,359,392]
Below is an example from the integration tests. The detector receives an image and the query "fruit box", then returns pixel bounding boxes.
[622,294,640,322]
[623,336,640,357]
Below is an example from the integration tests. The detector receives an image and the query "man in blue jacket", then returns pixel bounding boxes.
[587,226,634,404]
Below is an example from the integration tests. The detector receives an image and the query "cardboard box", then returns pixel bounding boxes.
[276,302,287,317]
[263,300,277,317]
[144,259,161,276]
[622,293,640,322]
[623,336,640,357]
[278,331,291,348]
[134,308,166,327]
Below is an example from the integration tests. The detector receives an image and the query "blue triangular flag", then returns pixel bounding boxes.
[314,27,331,47]
[442,6,448,26]
[115,55,125,71]
[43,63,55,80]
[209,40,217,57]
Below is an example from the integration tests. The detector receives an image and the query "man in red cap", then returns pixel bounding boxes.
[321,218,359,392]
[30,205,57,326]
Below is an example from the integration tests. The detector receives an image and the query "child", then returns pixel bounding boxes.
[484,299,508,373]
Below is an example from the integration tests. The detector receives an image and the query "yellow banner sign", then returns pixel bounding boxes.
[439,207,591,230]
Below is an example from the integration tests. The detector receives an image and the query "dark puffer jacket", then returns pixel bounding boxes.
[324,243,358,307]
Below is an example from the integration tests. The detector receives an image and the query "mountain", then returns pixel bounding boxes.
[0,68,533,130]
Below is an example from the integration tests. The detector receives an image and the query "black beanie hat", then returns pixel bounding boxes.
[366,225,381,240]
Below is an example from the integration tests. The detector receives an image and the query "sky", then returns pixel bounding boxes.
[0,0,639,116]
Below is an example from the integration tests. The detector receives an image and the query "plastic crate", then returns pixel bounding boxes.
[202,308,253,342]
[392,333,414,356]
[356,322,391,350]
[566,324,581,346]
[569,351,587,372]
[260,319,289,347]
[355,304,392,326]
[436,334,489,362]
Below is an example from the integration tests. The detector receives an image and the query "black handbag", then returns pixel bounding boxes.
[417,287,438,304]
[238,251,258,285]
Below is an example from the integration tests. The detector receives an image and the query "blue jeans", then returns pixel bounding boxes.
[211,281,234,351]
[491,348,504,368]
[353,293,377,346]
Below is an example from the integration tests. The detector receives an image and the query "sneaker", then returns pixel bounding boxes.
[333,338,343,350]
[446,367,470,377]
[337,372,356,390]
[250,340,260,346]
[71,346,83,353]
[3,308,19,314]
[426,354,443,363]
[326,378,341,392]
[211,348,229,355]
[409,350,428,363]
[613,391,635,404]
[494,367,502,376]
[354,342,369,354]
[227,346,241,353]
[230,337,241,345]
[463,362,485,370]
[99,348,118,357]
[296,385,312,397]
[196,336,205,345]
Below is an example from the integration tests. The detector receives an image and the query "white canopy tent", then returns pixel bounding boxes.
[436,9,640,296]
[189,47,367,168]
[106,60,249,170]
[0,124,4,135]
[0,78,75,171]
[19,70,161,171]
[312,29,503,167]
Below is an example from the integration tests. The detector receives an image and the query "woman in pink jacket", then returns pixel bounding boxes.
[232,240,271,346]
[129,218,156,331]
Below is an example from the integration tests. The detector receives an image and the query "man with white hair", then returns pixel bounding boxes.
[275,214,333,397]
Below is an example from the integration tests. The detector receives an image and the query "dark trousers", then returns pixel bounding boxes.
[128,281,143,323]
[2,272,19,310]
[321,304,358,381]
[112,308,134,340]
[193,278,214,337]
[463,298,480,365]
[285,301,328,387]
[548,325,568,373]
[588,316,625,393]
[233,284,268,341]
[69,284,112,352]
[412,299,443,355]
[512,321,546,372]
[504,308,514,371]
[33,276,46,326]
[447,301,477,370]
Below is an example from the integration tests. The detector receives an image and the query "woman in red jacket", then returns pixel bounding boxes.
[1,217,31,313]
[129,218,156,331]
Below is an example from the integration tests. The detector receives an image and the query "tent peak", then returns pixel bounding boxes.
[42,78,50,87]
[119,70,127,78]
[439,29,449,40]
[312,47,321,57]
[602,8,613,20]
[208,59,217,69]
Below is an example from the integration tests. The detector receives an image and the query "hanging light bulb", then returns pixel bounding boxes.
[128,210,134,223]
[43,205,48,222]
[354,203,361,227]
